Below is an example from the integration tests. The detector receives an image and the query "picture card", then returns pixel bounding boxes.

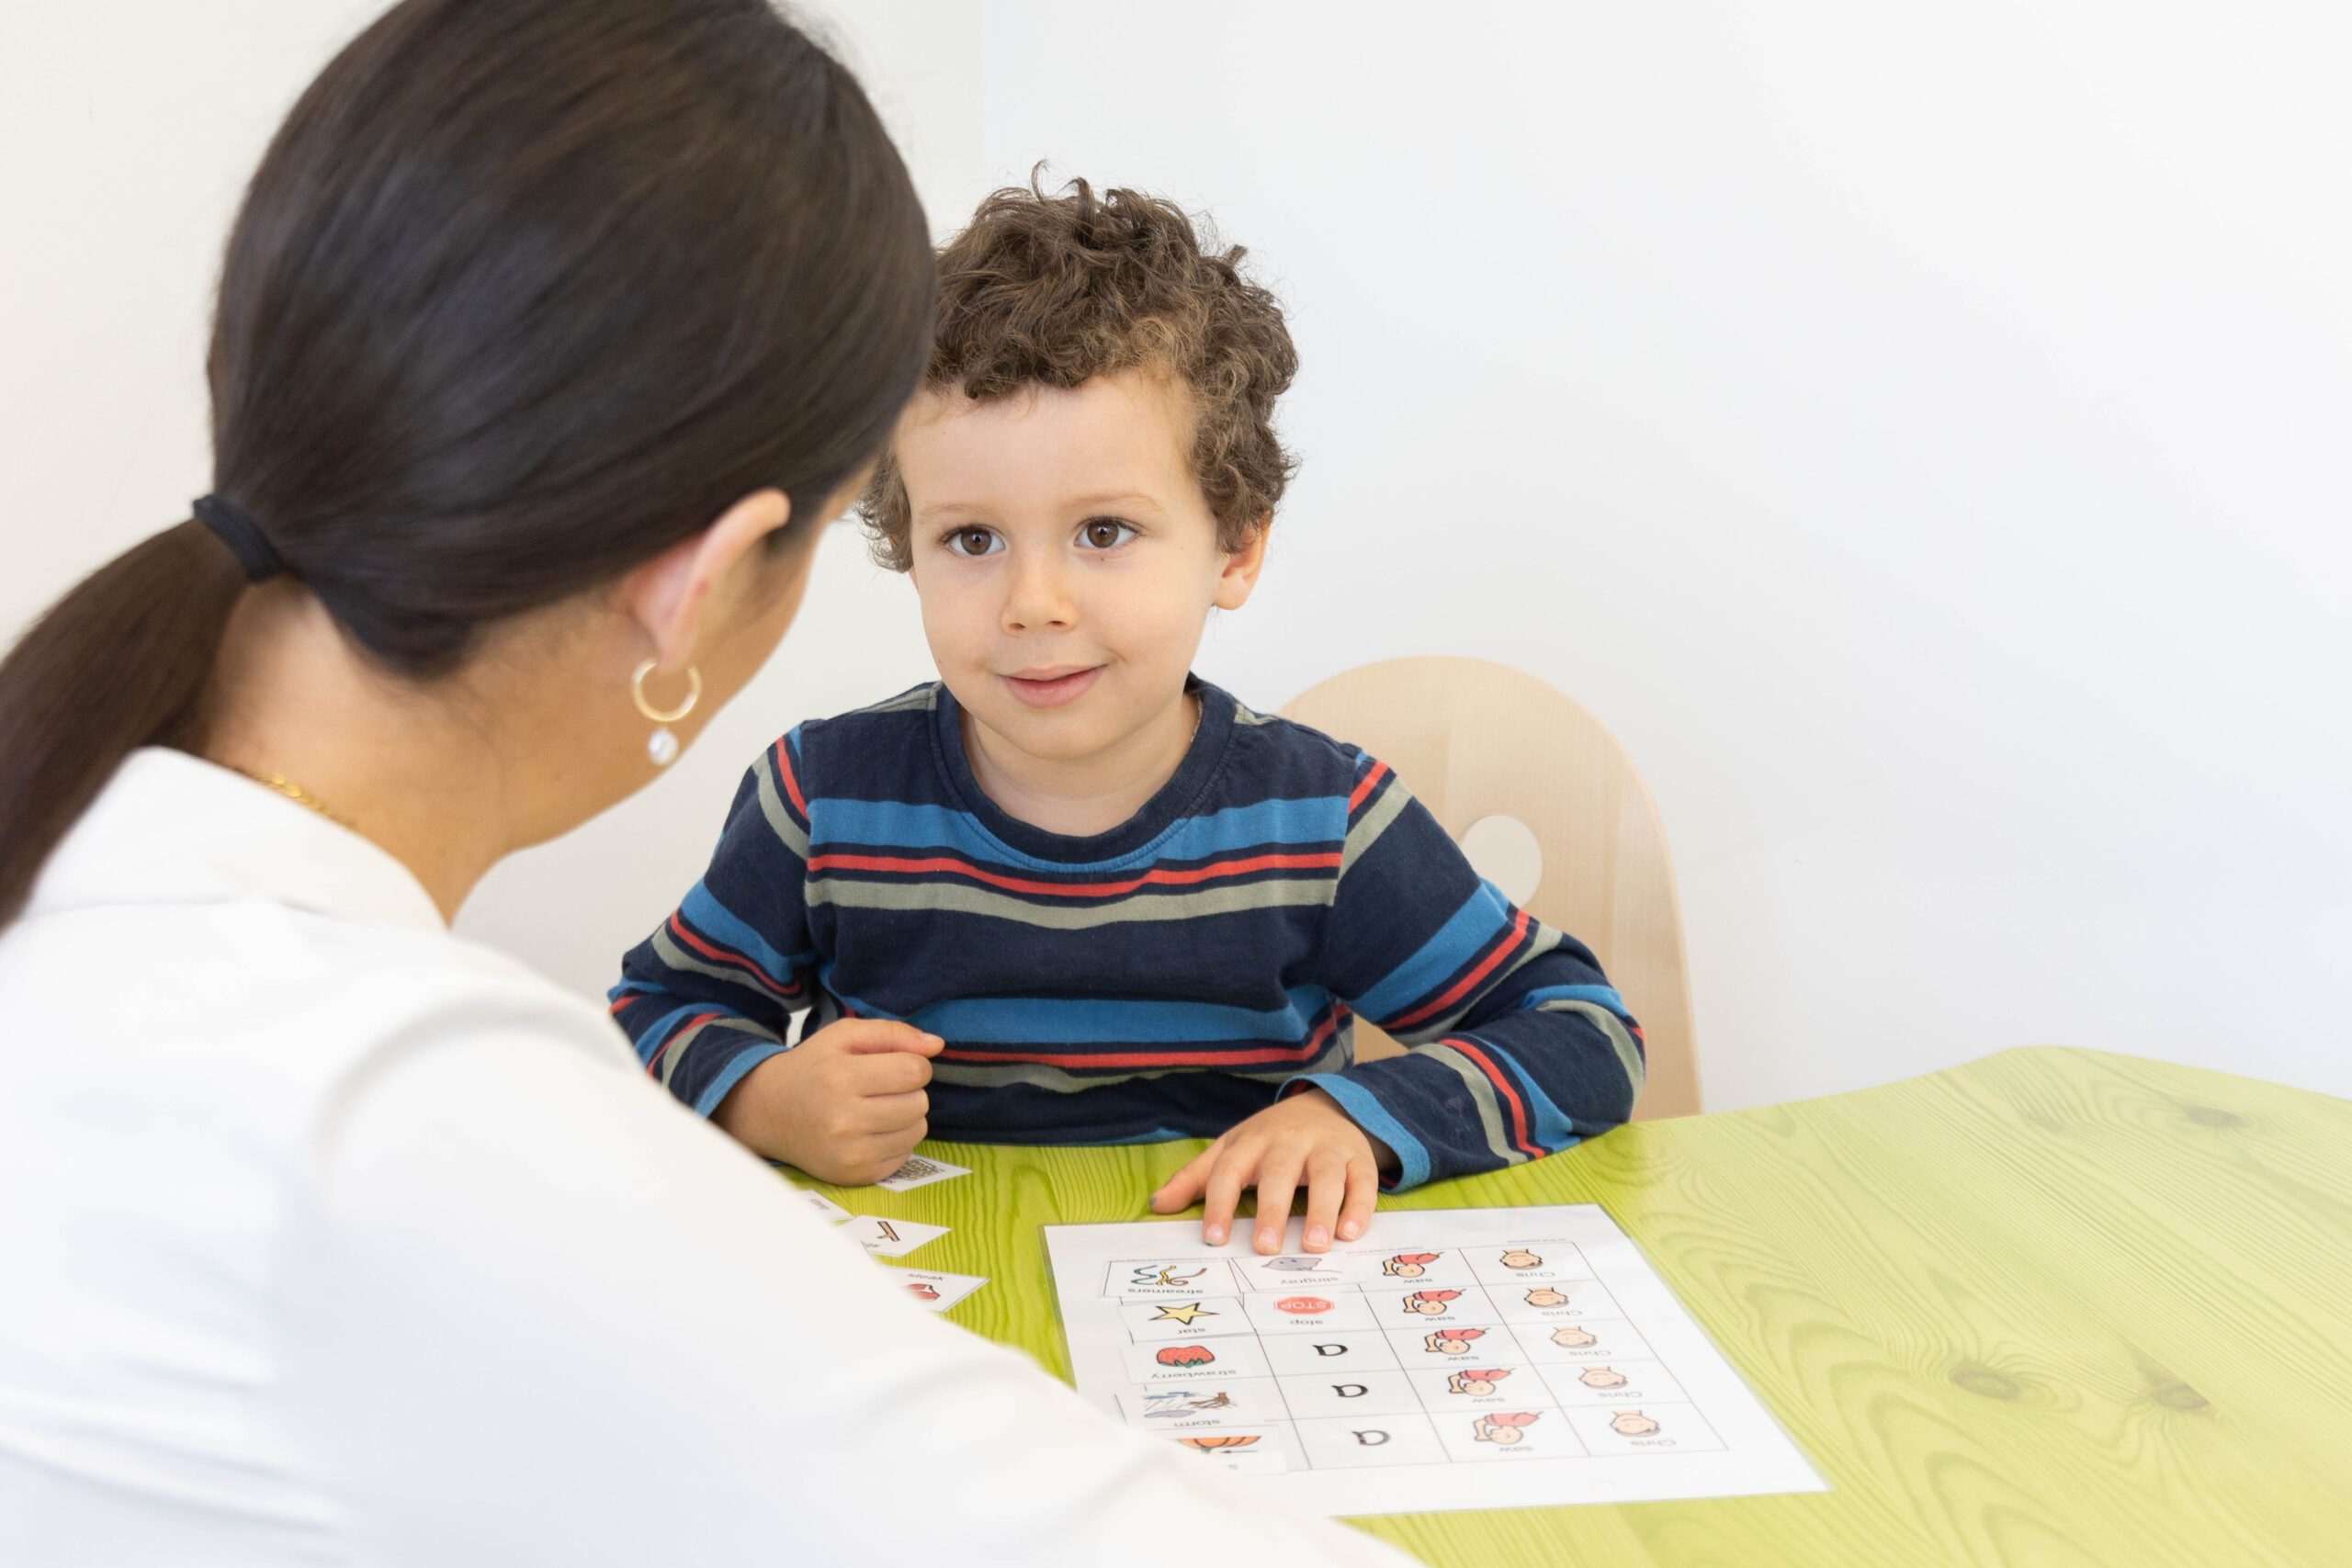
[841,1214,950,1258]
[874,1154,971,1191]
[884,1266,988,1313]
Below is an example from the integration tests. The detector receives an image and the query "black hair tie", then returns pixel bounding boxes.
[193,494,283,583]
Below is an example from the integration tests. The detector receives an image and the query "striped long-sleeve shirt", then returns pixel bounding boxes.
[609,679,1645,1189]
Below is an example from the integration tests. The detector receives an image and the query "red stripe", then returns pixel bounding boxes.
[806,850,1340,900]
[1347,761,1391,815]
[771,737,808,818]
[1445,1038,1544,1160]
[939,1010,1339,1073]
[1387,908,1532,1031]
[667,913,800,998]
[644,1011,719,1076]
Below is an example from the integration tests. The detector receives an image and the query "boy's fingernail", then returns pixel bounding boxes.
[1339,1220,1362,1239]
[1204,1224,1227,1245]
[1306,1224,1329,1249]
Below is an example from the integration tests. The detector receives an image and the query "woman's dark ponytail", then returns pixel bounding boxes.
[0,525,248,920]
[0,0,935,924]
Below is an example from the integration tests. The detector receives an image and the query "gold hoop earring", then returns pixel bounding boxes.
[632,659,702,766]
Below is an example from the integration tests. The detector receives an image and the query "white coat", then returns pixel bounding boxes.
[0,749,1410,1566]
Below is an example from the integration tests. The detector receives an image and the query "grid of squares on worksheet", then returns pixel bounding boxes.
[1102,1243,1724,1470]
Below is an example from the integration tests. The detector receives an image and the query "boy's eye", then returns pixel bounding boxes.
[1079,518,1136,550]
[946,526,1001,558]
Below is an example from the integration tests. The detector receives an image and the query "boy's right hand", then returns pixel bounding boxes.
[711,1018,944,1185]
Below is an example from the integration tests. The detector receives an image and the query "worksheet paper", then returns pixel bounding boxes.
[1044,1205,1825,1516]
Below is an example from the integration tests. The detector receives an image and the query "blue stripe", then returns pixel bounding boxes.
[1350,882,1518,1022]
[908,987,1336,1045]
[1518,984,1630,1020]
[1294,1073,1430,1192]
[808,795,1344,873]
[1482,1039,1582,1154]
[680,881,814,988]
[632,1002,728,1067]
[691,1041,790,1119]
[1092,1126,1193,1145]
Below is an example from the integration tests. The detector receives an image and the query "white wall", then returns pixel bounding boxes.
[6,3,2346,1111]
[976,0,2352,1111]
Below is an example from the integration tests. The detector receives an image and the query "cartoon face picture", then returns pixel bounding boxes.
[1177,1435,1260,1452]
[1579,1366,1629,1389]
[1473,1412,1543,1445]
[1551,1325,1597,1348]
[1383,1252,1441,1278]
[1446,1367,1513,1396]
[1402,1290,1463,1316]
[1498,1248,1544,1269]
[1611,1410,1661,1437]
[1155,1345,1216,1369]
[1424,1327,1487,1356]
[1523,1286,1568,1307]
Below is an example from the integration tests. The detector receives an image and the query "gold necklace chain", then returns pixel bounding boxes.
[232,767,351,829]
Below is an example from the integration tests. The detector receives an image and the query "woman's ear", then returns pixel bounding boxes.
[622,489,792,669]
[1213,514,1272,611]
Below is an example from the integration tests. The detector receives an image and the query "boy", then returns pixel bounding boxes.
[610,179,1645,1253]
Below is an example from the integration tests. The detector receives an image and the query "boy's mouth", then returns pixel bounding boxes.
[1000,665,1102,708]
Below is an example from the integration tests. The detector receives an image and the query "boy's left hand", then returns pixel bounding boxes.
[1148,1087,1397,1255]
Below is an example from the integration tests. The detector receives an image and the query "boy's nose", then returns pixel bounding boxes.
[1001,555,1079,633]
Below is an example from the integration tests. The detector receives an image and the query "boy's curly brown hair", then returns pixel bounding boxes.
[858,175,1298,571]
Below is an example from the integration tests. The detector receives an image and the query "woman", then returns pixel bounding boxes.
[0,3,1410,1562]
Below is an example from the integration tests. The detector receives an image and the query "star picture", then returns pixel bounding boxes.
[1149,1302,1216,1325]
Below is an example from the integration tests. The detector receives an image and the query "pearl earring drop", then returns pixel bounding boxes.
[630,659,702,767]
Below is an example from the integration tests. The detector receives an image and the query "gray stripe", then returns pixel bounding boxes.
[752,750,811,860]
[930,1035,1350,1092]
[1340,774,1413,876]
[1410,1042,1526,1167]
[807,874,1333,930]
[1534,998,1647,1102]
[1232,702,1278,727]
[650,928,797,1005]
[659,1014,782,1089]
[848,685,938,717]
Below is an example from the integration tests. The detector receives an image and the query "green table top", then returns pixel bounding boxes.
[788,1047,2352,1566]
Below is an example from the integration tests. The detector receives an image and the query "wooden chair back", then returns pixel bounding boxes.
[1278,657,1701,1119]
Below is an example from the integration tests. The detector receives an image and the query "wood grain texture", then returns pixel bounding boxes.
[788,1048,2352,1565]
[1277,657,1702,1117]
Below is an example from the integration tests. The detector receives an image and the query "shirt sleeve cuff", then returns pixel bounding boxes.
[1280,1071,1432,1192]
[690,1041,790,1121]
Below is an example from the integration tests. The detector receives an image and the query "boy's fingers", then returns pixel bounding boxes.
[1149,1145,1216,1213]
[854,1088,929,1133]
[1200,1150,1251,1247]
[852,1051,933,1095]
[1251,1147,1306,1255]
[1300,1147,1350,1252]
[833,1020,945,1055]
[1338,1156,1380,1243]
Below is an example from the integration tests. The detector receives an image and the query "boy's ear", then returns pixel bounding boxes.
[1213,515,1272,611]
